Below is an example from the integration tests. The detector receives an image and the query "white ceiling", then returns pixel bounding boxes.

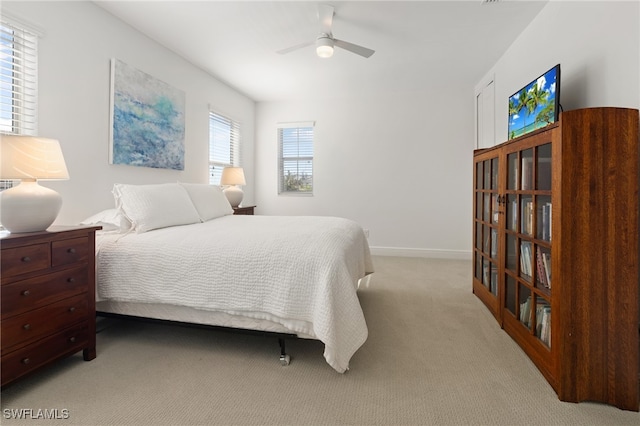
[95,1,548,103]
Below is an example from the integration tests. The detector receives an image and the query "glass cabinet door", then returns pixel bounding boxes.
[503,141,552,349]
[473,156,500,298]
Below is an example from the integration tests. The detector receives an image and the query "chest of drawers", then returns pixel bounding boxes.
[1,226,100,387]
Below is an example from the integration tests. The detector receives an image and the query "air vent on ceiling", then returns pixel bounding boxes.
[481,0,501,4]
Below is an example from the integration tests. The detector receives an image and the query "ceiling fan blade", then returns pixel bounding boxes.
[334,39,375,58]
[276,40,314,55]
[318,4,334,35]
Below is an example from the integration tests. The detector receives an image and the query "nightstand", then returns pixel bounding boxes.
[1,225,101,387]
[233,205,255,215]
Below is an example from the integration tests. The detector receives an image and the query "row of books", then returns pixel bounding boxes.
[521,157,534,190]
[521,242,552,289]
[539,202,552,241]
[521,200,534,235]
[514,199,552,240]
[536,246,552,289]
[520,241,533,279]
[481,227,498,259]
[519,296,551,347]
[517,157,552,190]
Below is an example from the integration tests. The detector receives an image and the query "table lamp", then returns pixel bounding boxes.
[220,167,246,208]
[0,135,69,233]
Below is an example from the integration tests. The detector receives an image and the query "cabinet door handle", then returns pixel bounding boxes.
[68,307,76,313]
[21,290,30,297]
[21,358,30,365]
[69,337,76,343]
[67,248,76,254]
[67,277,76,283]
[23,324,31,330]
[21,256,31,263]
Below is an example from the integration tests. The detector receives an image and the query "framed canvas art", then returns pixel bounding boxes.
[109,59,186,170]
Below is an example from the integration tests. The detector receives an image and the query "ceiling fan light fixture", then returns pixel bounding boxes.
[316,36,334,58]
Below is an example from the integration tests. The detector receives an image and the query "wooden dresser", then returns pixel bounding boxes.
[1,226,100,387]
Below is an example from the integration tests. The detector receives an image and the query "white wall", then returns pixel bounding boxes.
[2,1,255,224]
[481,0,639,145]
[255,90,475,259]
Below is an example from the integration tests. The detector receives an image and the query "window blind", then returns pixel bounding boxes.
[0,20,38,135]
[278,122,314,194]
[209,110,241,185]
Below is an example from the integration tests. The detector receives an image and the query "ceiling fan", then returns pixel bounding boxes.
[277,4,375,59]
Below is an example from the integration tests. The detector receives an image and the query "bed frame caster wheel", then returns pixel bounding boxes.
[280,354,291,366]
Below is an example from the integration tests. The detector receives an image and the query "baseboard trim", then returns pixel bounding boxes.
[370,246,472,260]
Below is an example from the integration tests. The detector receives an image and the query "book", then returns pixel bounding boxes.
[520,241,532,279]
[536,246,549,289]
[490,229,497,258]
[521,200,533,235]
[539,306,551,347]
[520,296,531,325]
[542,252,552,288]
[521,157,533,190]
[541,202,552,241]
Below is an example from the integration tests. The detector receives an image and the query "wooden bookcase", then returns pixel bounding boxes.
[472,107,639,411]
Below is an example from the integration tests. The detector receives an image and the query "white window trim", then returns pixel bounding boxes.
[0,14,42,191]
[1,16,40,136]
[209,108,241,185]
[277,121,315,196]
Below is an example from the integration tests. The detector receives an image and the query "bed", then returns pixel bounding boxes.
[87,182,373,373]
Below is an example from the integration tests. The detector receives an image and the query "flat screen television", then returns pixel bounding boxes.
[508,64,560,140]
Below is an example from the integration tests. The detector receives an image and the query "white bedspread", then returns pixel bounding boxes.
[96,215,373,373]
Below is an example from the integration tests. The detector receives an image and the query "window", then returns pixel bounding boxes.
[209,110,240,185]
[0,19,38,135]
[278,122,314,194]
[1,18,39,192]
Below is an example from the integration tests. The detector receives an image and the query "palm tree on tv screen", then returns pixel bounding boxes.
[535,102,555,125]
[517,89,530,129]
[526,83,550,129]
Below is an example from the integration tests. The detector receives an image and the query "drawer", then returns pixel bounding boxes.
[1,294,88,354]
[1,243,50,279]
[52,237,88,268]
[1,321,88,386]
[1,266,88,319]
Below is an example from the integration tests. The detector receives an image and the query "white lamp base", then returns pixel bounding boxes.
[0,180,63,233]
[223,185,244,208]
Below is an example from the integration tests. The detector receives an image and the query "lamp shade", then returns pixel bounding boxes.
[0,135,69,233]
[220,167,246,186]
[0,135,69,180]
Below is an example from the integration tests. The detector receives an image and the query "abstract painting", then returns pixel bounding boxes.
[109,59,185,170]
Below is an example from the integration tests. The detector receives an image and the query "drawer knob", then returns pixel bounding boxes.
[69,307,76,313]
[21,256,31,263]
[67,277,76,283]
[67,248,76,254]
[69,337,76,343]
[21,358,30,365]
[21,290,31,296]
[23,324,31,330]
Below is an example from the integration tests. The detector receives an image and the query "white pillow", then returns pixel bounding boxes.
[113,183,201,233]
[80,208,132,233]
[179,182,233,221]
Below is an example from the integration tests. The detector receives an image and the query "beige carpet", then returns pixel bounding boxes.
[1,256,639,425]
